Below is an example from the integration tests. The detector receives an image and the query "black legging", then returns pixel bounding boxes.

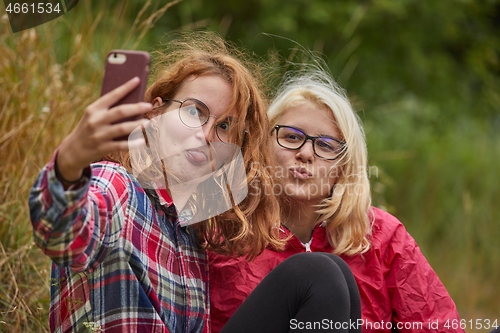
[221,252,362,333]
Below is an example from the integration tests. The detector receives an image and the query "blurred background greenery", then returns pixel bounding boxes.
[1,0,499,332]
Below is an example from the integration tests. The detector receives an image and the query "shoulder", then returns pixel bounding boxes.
[368,207,419,258]
[369,207,408,241]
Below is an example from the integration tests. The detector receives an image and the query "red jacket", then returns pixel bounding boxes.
[209,207,464,332]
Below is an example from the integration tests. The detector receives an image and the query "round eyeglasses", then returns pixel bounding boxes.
[162,98,234,143]
[273,125,346,160]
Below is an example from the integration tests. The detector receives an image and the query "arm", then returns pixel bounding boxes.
[28,77,151,271]
[29,157,133,271]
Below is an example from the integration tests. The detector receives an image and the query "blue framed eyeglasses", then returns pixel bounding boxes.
[274,125,346,160]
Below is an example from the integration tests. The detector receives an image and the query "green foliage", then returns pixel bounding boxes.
[365,95,500,319]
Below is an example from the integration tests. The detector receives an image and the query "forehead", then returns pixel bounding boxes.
[276,100,339,137]
[174,75,234,117]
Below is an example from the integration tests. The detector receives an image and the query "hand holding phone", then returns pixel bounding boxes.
[57,77,152,185]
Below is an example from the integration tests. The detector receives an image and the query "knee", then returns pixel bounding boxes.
[316,253,356,279]
[276,253,353,304]
[277,252,347,284]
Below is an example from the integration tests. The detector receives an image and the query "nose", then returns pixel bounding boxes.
[195,116,218,142]
[295,139,315,162]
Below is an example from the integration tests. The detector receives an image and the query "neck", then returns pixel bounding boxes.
[282,198,323,243]
[168,182,199,213]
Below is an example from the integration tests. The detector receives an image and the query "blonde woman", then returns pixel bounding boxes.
[209,67,463,333]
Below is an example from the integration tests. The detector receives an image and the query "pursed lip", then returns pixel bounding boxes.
[289,166,312,179]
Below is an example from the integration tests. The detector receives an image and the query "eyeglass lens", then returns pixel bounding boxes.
[178,99,210,128]
[276,126,343,159]
[178,98,233,143]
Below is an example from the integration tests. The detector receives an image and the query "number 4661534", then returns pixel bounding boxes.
[6,2,61,14]
[444,318,499,330]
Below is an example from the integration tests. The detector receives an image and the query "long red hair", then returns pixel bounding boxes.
[116,32,283,258]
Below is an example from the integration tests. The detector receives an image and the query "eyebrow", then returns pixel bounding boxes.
[288,126,336,139]
[215,115,238,123]
[317,134,338,139]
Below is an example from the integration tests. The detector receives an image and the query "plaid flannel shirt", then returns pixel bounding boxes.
[29,153,209,333]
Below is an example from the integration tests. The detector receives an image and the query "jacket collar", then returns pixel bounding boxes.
[279,223,333,253]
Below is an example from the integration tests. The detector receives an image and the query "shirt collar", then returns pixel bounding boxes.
[155,187,173,207]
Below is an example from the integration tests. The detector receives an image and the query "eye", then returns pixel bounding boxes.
[316,138,340,152]
[282,132,304,142]
[181,99,209,119]
[217,121,231,132]
[186,106,201,117]
[216,116,235,132]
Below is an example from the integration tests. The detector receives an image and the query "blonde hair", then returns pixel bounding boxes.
[113,31,283,258]
[268,66,372,256]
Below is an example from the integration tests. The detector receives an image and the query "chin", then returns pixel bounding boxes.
[285,185,329,202]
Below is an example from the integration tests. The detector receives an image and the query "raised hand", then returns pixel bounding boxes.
[56,77,151,183]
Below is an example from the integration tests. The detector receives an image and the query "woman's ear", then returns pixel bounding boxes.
[150,97,165,117]
[152,97,164,108]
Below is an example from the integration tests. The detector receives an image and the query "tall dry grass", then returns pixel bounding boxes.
[0,2,178,331]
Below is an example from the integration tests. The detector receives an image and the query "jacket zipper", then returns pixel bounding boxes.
[302,239,312,252]
[280,225,315,253]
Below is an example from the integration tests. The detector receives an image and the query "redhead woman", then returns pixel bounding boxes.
[29,32,283,333]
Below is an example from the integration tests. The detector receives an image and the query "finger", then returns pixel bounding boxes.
[104,134,147,154]
[93,77,141,109]
[86,129,145,156]
[100,119,150,142]
[105,102,152,125]
[127,136,147,150]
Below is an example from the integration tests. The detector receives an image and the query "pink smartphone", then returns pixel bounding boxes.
[101,49,150,105]
[100,50,150,139]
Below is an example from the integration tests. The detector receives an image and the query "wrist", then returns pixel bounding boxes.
[54,157,84,184]
[54,152,91,190]
[54,146,86,183]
